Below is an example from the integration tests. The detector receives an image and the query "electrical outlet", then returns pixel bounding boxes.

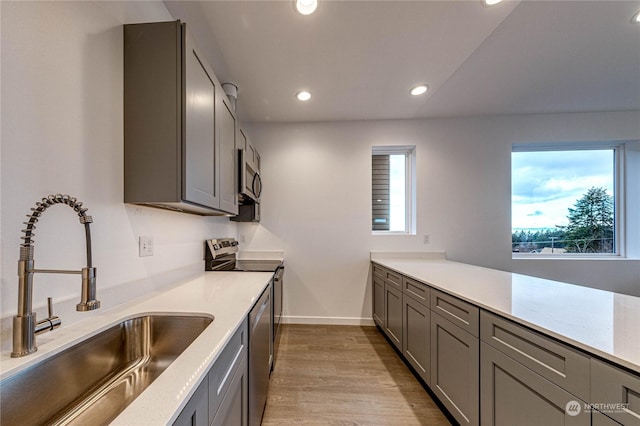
[423,234,430,244]
[139,236,154,257]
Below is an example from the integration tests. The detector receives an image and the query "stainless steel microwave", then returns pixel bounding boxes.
[239,148,262,203]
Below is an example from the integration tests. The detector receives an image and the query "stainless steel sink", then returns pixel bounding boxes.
[1,314,213,425]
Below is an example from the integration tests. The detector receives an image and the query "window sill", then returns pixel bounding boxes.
[372,231,414,236]
[512,254,635,261]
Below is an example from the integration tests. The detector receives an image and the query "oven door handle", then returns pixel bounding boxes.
[210,258,236,271]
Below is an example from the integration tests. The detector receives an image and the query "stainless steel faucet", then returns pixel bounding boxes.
[12,194,100,358]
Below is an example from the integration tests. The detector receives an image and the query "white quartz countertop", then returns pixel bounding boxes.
[0,271,273,425]
[372,258,640,374]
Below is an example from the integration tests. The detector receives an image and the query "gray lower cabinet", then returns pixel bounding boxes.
[249,285,272,426]
[592,411,623,426]
[431,311,479,426]
[481,342,590,425]
[481,311,590,402]
[173,377,209,426]
[383,282,403,351]
[174,319,249,426]
[402,293,430,385]
[372,274,385,327]
[212,351,248,426]
[591,358,640,425]
[371,261,640,426]
[372,264,386,328]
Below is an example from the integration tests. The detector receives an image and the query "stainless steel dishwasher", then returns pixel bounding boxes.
[249,284,271,426]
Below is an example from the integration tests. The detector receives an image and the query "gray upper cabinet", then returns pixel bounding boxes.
[124,20,238,216]
[218,98,238,215]
[184,28,217,209]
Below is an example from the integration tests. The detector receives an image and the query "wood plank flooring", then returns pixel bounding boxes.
[262,324,452,425]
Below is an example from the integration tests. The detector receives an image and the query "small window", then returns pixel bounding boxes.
[511,145,621,256]
[372,146,415,233]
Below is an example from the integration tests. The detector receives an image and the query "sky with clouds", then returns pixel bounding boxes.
[511,149,614,231]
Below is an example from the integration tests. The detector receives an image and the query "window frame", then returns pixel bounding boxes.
[371,145,416,235]
[511,142,625,259]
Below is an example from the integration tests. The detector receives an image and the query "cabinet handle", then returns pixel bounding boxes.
[217,343,245,396]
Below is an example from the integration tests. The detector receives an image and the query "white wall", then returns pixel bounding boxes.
[241,111,640,324]
[0,1,237,319]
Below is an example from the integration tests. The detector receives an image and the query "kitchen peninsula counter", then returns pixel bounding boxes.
[371,257,640,374]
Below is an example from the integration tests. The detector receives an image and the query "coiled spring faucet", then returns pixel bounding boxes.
[12,194,100,357]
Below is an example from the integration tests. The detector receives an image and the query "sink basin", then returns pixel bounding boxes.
[1,314,213,425]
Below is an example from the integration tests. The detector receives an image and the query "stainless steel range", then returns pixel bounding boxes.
[204,238,284,355]
[205,238,282,273]
[204,238,284,426]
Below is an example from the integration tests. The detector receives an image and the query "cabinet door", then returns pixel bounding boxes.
[212,352,248,426]
[403,276,430,306]
[372,275,385,327]
[481,342,590,426]
[209,319,248,423]
[591,358,640,425]
[249,286,272,426]
[183,28,218,209]
[384,283,403,351]
[431,289,479,337]
[247,141,257,171]
[218,97,238,214]
[402,294,430,385]
[173,377,209,426]
[592,411,622,426]
[481,311,589,401]
[431,312,479,426]
[238,128,248,151]
[254,150,261,173]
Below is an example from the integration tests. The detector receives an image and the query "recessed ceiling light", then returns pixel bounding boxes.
[632,11,640,24]
[482,0,503,6]
[410,84,429,96]
[295,0,318,15]
[296,90,312,101]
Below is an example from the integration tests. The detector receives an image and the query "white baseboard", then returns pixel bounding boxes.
[282,316,375,326]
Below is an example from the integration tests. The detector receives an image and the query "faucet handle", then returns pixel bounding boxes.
[47,297,54,318]
[35,297,61,335]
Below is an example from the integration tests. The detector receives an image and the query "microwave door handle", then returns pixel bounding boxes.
[239,149,246,192]
[253,172,262,198]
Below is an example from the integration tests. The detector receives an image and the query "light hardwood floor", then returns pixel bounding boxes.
[262,324,452,425]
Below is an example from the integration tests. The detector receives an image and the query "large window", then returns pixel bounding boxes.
[372,146,415,233]
[511,145,622,256]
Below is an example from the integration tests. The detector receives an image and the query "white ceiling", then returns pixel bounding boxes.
[164,1,640,124]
